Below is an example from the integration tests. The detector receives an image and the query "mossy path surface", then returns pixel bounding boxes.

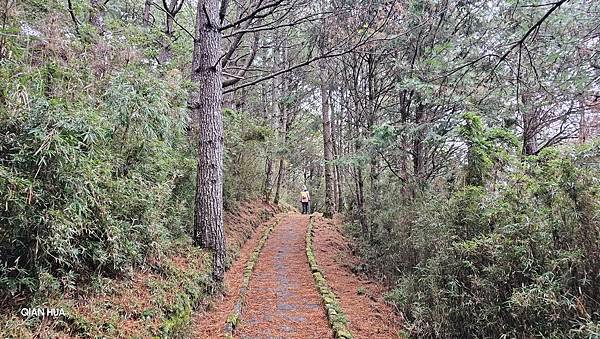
[236,213,331,338]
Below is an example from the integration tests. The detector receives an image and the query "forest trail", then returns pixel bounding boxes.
[191,210,281,338]
[192,212,401,338]
[236,213,331,338]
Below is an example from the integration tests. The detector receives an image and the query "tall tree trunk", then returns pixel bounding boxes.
[523,125,538,155]
[159,13,175,62]
[329,88,339,212]
[273,158,285,204]
[349,94,367,234]
[273,40,289,206]
[336,85,350,211]
[413,101,426,192]
[366,54,379,238]
[521,94,538,155]
[265,32,281,202]
[579,99,589,144]
[331,92,344,212]
[335,161,343,211]
[143,0,152,26]
[191,0,226,282]
[522,115,539,155]
[264,156,274,202]
[355,165,367,235]
[273,100,287,205]
[319,0,334,218]
[320,73,335,218]
[399,89,411,198]
[166,12,174,36]
[89,0,106,34]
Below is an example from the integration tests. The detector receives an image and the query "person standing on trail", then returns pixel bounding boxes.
[300,185,311,214]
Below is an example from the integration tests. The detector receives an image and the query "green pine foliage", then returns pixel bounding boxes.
[223,108,276,208]
[350,116,599,338]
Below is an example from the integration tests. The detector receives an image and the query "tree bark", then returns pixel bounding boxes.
[355,165,367,235]
[335,160,343,211]
[89,0,106,34]
[264,156,274,202]
[273,97,287,205]
[273,39,289,206]
[191,0,226,282]
[399,88,411,198]
[329,87,341,212]
[166,12,175,36]
[579,100,588,144]
[413,101,426,191]
[143,0,152,26]
[265,31,282,202]
[318,0,334,218]
[320,71,335,218]
[522,114,539,155]
[273,158,285,204]
[366,54,380,238]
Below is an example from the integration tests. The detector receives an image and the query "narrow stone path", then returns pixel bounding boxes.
[191,208,279,338]
[237,213,331,338]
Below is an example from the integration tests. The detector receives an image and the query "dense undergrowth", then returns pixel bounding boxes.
[0,10,206,334]
[0,1,278,336]
[348,122,599,337]
[306,216,353,339]
[0,30,195,305]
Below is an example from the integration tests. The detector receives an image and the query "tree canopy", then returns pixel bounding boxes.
[1,0,599,337]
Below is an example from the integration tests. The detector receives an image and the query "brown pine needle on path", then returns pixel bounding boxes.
[237,213,331,338]
[312,215,402,338]
[192,212,401,338]
[191,208,284,338]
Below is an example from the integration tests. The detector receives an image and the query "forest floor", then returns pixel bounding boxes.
[192,213,401,338]
[312,214,402,338]
[0,202,279,338]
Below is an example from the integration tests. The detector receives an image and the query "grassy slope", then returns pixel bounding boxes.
[1,202,279,338]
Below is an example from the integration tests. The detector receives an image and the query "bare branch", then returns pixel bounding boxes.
[224,0,398,93]
[219,0,285,31]
[151,2,195,40]
[223,32,260,87]
[66,0,80,35]
[219,0,230,23]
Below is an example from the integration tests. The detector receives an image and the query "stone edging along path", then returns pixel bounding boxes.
[224,215,282,337]
[306,215,354,339]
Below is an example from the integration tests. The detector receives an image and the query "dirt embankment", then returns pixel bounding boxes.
[312,215,402,338]
[196,212,402,339]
